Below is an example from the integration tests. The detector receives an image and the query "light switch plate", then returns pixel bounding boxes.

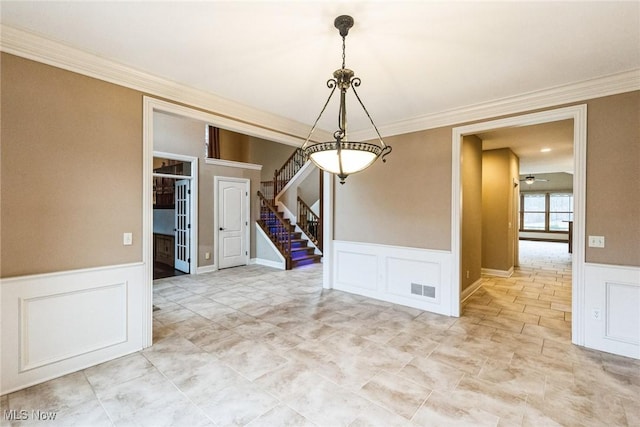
[123,232,133,246]
[588,235,605,248]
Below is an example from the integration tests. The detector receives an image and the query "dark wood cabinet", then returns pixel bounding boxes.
[154,233,174,267]
[153,177,175,208]
[153,159,189,208]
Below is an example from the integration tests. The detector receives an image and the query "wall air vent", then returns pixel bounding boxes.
[411,283,423,295]
[411,283,436,298]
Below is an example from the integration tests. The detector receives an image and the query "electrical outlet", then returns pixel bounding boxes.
[123,232,133,246]
[592,308,601,321]
[205,252,211,260]
[466,270,470,279]
[588,236,605,248]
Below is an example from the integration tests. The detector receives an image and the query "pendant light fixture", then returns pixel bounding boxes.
[301,15,391,184]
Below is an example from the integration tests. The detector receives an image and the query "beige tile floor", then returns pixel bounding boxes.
[2,241,639,426]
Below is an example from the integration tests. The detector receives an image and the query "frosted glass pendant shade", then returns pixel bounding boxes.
[304,141,383,182]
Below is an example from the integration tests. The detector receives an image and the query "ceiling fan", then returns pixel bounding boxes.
[520,175,549,185]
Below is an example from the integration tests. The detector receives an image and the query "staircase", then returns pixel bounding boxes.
[257,191,321,269]
[256,147,323,270]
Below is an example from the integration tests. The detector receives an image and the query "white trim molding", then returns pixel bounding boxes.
[461,278,484,303]
[1,263,145,394]
[196,265,217,275]
[205,158,262,171]
[251,258,286,270]
[481,267,515,278]
[351,69,639,140]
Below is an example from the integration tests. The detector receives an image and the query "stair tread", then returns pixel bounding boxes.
[291,253,322,261]
[291,247,314,253]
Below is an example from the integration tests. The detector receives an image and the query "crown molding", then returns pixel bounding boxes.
[350,68,640,141]
[0,24,325,146]
[3,24,638,143]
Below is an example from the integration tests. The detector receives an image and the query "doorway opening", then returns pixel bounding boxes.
[452,104,587,347]
[459,125,575,335]
[152,154,198,279]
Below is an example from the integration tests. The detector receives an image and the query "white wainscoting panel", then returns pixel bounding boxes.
[1,263,145,394]
[333,241,453,315]
[606,283,639,345]
[335,251,378,291]
[584,263,640,359]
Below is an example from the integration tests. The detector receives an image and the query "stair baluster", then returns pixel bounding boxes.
[274,148,307,196]
[297,196,322,252]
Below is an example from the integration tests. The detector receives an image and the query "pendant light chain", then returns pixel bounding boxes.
[342,35,347,70]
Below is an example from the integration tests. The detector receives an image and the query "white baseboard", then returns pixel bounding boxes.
[1,263,146,395]
[250,258,285,270]
[482,267,514,278]
[196,265,217,274]
[461,278,484,303]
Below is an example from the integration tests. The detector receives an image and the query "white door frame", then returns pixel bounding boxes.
[214,176,250,269]
[152,151,198,276]
[451,104,588,347]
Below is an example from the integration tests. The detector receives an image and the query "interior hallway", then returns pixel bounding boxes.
[2,248,638,426]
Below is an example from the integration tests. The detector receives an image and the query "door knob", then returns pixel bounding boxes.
[219,227,225,231]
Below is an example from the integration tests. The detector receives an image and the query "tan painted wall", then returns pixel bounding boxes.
[2,53,638,278]
[219,129,249,163]
[334,127,453,249]
[585,92,640,266]
[461,135,483,290]
[1,54,143,278]
[246,137,295,182]
[334,93,639,268]
[509,149,520,266]
[481,149,518,272]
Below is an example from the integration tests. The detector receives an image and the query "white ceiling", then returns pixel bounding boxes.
[1,1,638,171]
[479,119,574,175]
